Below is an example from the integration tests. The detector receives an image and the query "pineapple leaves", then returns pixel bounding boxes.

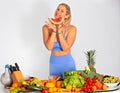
[85,49,96,68]
[87,50,96,58]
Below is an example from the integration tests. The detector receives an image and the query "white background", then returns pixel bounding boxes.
[0,0,120,80]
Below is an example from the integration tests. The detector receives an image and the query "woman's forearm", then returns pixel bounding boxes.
[58,33,70,51]
[45,32,56,50]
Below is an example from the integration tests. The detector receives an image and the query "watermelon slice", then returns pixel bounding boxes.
[49,17,64,25]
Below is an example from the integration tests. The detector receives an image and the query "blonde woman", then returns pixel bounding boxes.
[42,3,77,79]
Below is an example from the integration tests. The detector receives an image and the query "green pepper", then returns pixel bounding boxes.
[10,88,21,93]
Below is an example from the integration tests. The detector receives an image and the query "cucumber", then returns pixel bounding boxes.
[18,91,29,93]
[24,85,43,91]
[18,91,40,93]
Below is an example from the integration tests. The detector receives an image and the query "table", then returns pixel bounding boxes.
[0,83,120,93]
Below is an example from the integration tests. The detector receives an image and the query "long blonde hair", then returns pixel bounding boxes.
[58,3,72,24]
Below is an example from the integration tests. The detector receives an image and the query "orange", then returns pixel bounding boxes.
[56,81,62,88]
[74,88,81,92]
[12,83,19,88]
[49,80,56,85]
[57,88,63,92]
[49,87,54,93]
[10,87,15,91]
[46,82,55,88]
[49,87,57,93]
[92,86,97,91]
[102,84,107,90]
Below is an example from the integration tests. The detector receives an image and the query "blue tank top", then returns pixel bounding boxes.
[52,28,66,51]
[52,42,63,51]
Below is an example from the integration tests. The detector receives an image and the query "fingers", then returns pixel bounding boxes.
[45,21,56,31]
[58,24,62,28]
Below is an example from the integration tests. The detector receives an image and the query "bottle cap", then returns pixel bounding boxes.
[5,64,10,68]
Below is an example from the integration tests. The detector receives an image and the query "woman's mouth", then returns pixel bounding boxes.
[55,14,61,19]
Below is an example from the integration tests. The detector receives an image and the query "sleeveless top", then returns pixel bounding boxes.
[52,28,66,51]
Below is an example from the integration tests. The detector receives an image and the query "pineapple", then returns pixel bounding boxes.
[85,50,96,73]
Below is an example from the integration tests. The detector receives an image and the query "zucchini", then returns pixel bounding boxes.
[18,91,40,93]
[24,85,43,91]
[18,91,41,93]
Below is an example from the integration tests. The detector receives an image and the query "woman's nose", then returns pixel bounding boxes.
[57,10,61,14]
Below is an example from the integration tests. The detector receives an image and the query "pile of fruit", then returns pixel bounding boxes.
[9,50,120,93]
[10,77,64,93]
[9,70,109,93]
[9,69,120,93]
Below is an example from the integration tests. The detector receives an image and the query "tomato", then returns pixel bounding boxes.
[42,89,49,93]
[83,83,87,88]
[86,77,91,82]
[84,77,87,81]
[92,77,99,82]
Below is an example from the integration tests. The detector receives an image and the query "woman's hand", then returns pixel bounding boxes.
[57,24,65,34]
[45,19,56,31]
[45,19,65,34]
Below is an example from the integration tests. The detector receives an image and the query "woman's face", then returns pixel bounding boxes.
[54,5,68,19]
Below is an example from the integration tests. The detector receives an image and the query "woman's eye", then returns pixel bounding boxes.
[61,10,64,13]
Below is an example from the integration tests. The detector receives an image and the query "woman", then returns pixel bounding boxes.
[42,3,77,79]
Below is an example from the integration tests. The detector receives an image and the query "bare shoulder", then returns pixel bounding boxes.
[42,24,48,30]
[67,25,77,33]
[42,24,48,32]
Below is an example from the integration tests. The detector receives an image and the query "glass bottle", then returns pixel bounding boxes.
[0,64,12,88]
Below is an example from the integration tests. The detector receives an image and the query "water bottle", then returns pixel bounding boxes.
[0,64,12,88]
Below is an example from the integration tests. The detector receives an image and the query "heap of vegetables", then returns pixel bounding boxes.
[62,75,85,88]
[62,67,105,92]
[78,69,103,82]
[9,50,114,92]
[10,77,44,93]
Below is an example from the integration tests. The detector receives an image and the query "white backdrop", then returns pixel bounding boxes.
[0,0,120,79]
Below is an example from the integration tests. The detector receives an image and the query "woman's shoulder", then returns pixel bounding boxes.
[42,24,48,29]
[42,24,49,32]
[42,24,50,34]
[68,25,77,31]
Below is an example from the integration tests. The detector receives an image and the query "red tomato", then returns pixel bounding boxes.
[42,89,49,93]
[83,83,87,88]
[92,77,99,82]
[87,77,91,82]
[84,77,87,81]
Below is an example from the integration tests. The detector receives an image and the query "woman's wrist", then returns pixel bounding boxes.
[52,30,62,34]
[52,30,57,34]
[57,31,62,34]
[57,30,62,34]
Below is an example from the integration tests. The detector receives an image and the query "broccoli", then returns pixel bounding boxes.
[62,75,85,88]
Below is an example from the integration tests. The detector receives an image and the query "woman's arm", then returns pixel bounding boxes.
[58,25,77,51]
[42,25,56,50]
